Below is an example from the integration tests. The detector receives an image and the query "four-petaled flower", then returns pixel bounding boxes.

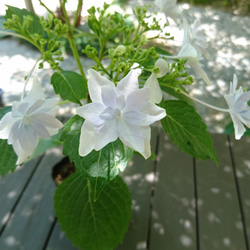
[224,74,250,139]
[76,69,166,158]
[0,78,63,164]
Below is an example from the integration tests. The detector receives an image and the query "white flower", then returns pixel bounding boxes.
[76,69,166,158]
[177,42,211,85]
[155,0,182,23]
[224,74,250,140]
[144,58,168,103]
[0,78,63,164]
[183,18,209,60]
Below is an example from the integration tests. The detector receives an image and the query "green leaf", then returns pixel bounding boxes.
[0,106,11,119]
[161,100,218,163]
[5,5,44,36]
[51,71,87,104]
[61,115,84,157]
[0,106,18,176]
[61,115,134,199]
[54,173,132,250]
[0,139,18,177]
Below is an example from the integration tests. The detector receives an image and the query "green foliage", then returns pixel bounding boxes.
[0,106,17,176]
[4,5,44,37]
[61,115,134,199]
[0,16,14,37]
[0,106,11,118]
[54,173,132,250]
[0,139,18,177]
[83,4,171,81]
[3,6,67,69]
[51,71,87,104]
[161,100,218,163]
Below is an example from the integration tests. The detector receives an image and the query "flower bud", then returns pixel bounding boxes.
[114,45,126,56]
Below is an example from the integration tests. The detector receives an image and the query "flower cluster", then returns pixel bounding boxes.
[0,78,63,164]
[76,69,166,158]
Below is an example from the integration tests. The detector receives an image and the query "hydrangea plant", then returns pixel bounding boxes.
[0,0,249,249]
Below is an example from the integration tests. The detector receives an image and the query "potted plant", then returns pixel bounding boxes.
[0,0,249,249]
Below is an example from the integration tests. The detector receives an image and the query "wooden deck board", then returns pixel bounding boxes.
[195,134,246,250]
[149,130,197,249]
[0,157,41,233]
[0,131,250,249]
[0,148,63,250]
[46,222,78,250]
[229,135,250,248]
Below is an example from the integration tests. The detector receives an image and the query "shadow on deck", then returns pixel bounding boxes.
[0,129,249,250]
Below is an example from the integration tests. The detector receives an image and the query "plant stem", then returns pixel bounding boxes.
[59,0,87,83]
[180,90,230,113]
[72,0,83,29]
[21,57,42,100]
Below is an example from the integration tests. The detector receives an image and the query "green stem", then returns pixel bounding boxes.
[180,90,230,113]
[72,0,83,30]
[39,0,57,18]
[0,30,40,50]
[59,0,87,83]
[22,56,42,100]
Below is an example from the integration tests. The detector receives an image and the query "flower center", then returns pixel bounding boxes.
[23,115,31,126]
[113,108,121,117]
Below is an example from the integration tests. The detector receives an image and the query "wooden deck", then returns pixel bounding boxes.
[0,129,250,250]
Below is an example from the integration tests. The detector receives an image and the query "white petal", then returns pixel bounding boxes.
[13,140,30,165]
[101,86,117,108]
[224,94,234,109]
[230,74,238,95]
[28,98,60,116]
[188,58,211,85]
[94,121,119,150]
[154,58,169,78]
[178,43,197,59]
[141,102,167,125]
[100,107,115,122]
[230,112,246,140]
[77,103,106,126]
[0,112,19,139]
[23,78,45,104]
[88,69,115,103]
[18,123,40,153]
[12,102,29,117]
[144,75,163,104]
[31,114,63,131]
[122,111,147,125]
[125,87,150,111]
[182,18,190,45]
[140,126,151,159]
[118,119,144,153]
[78,121,96,156]
[117,69,141,98]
